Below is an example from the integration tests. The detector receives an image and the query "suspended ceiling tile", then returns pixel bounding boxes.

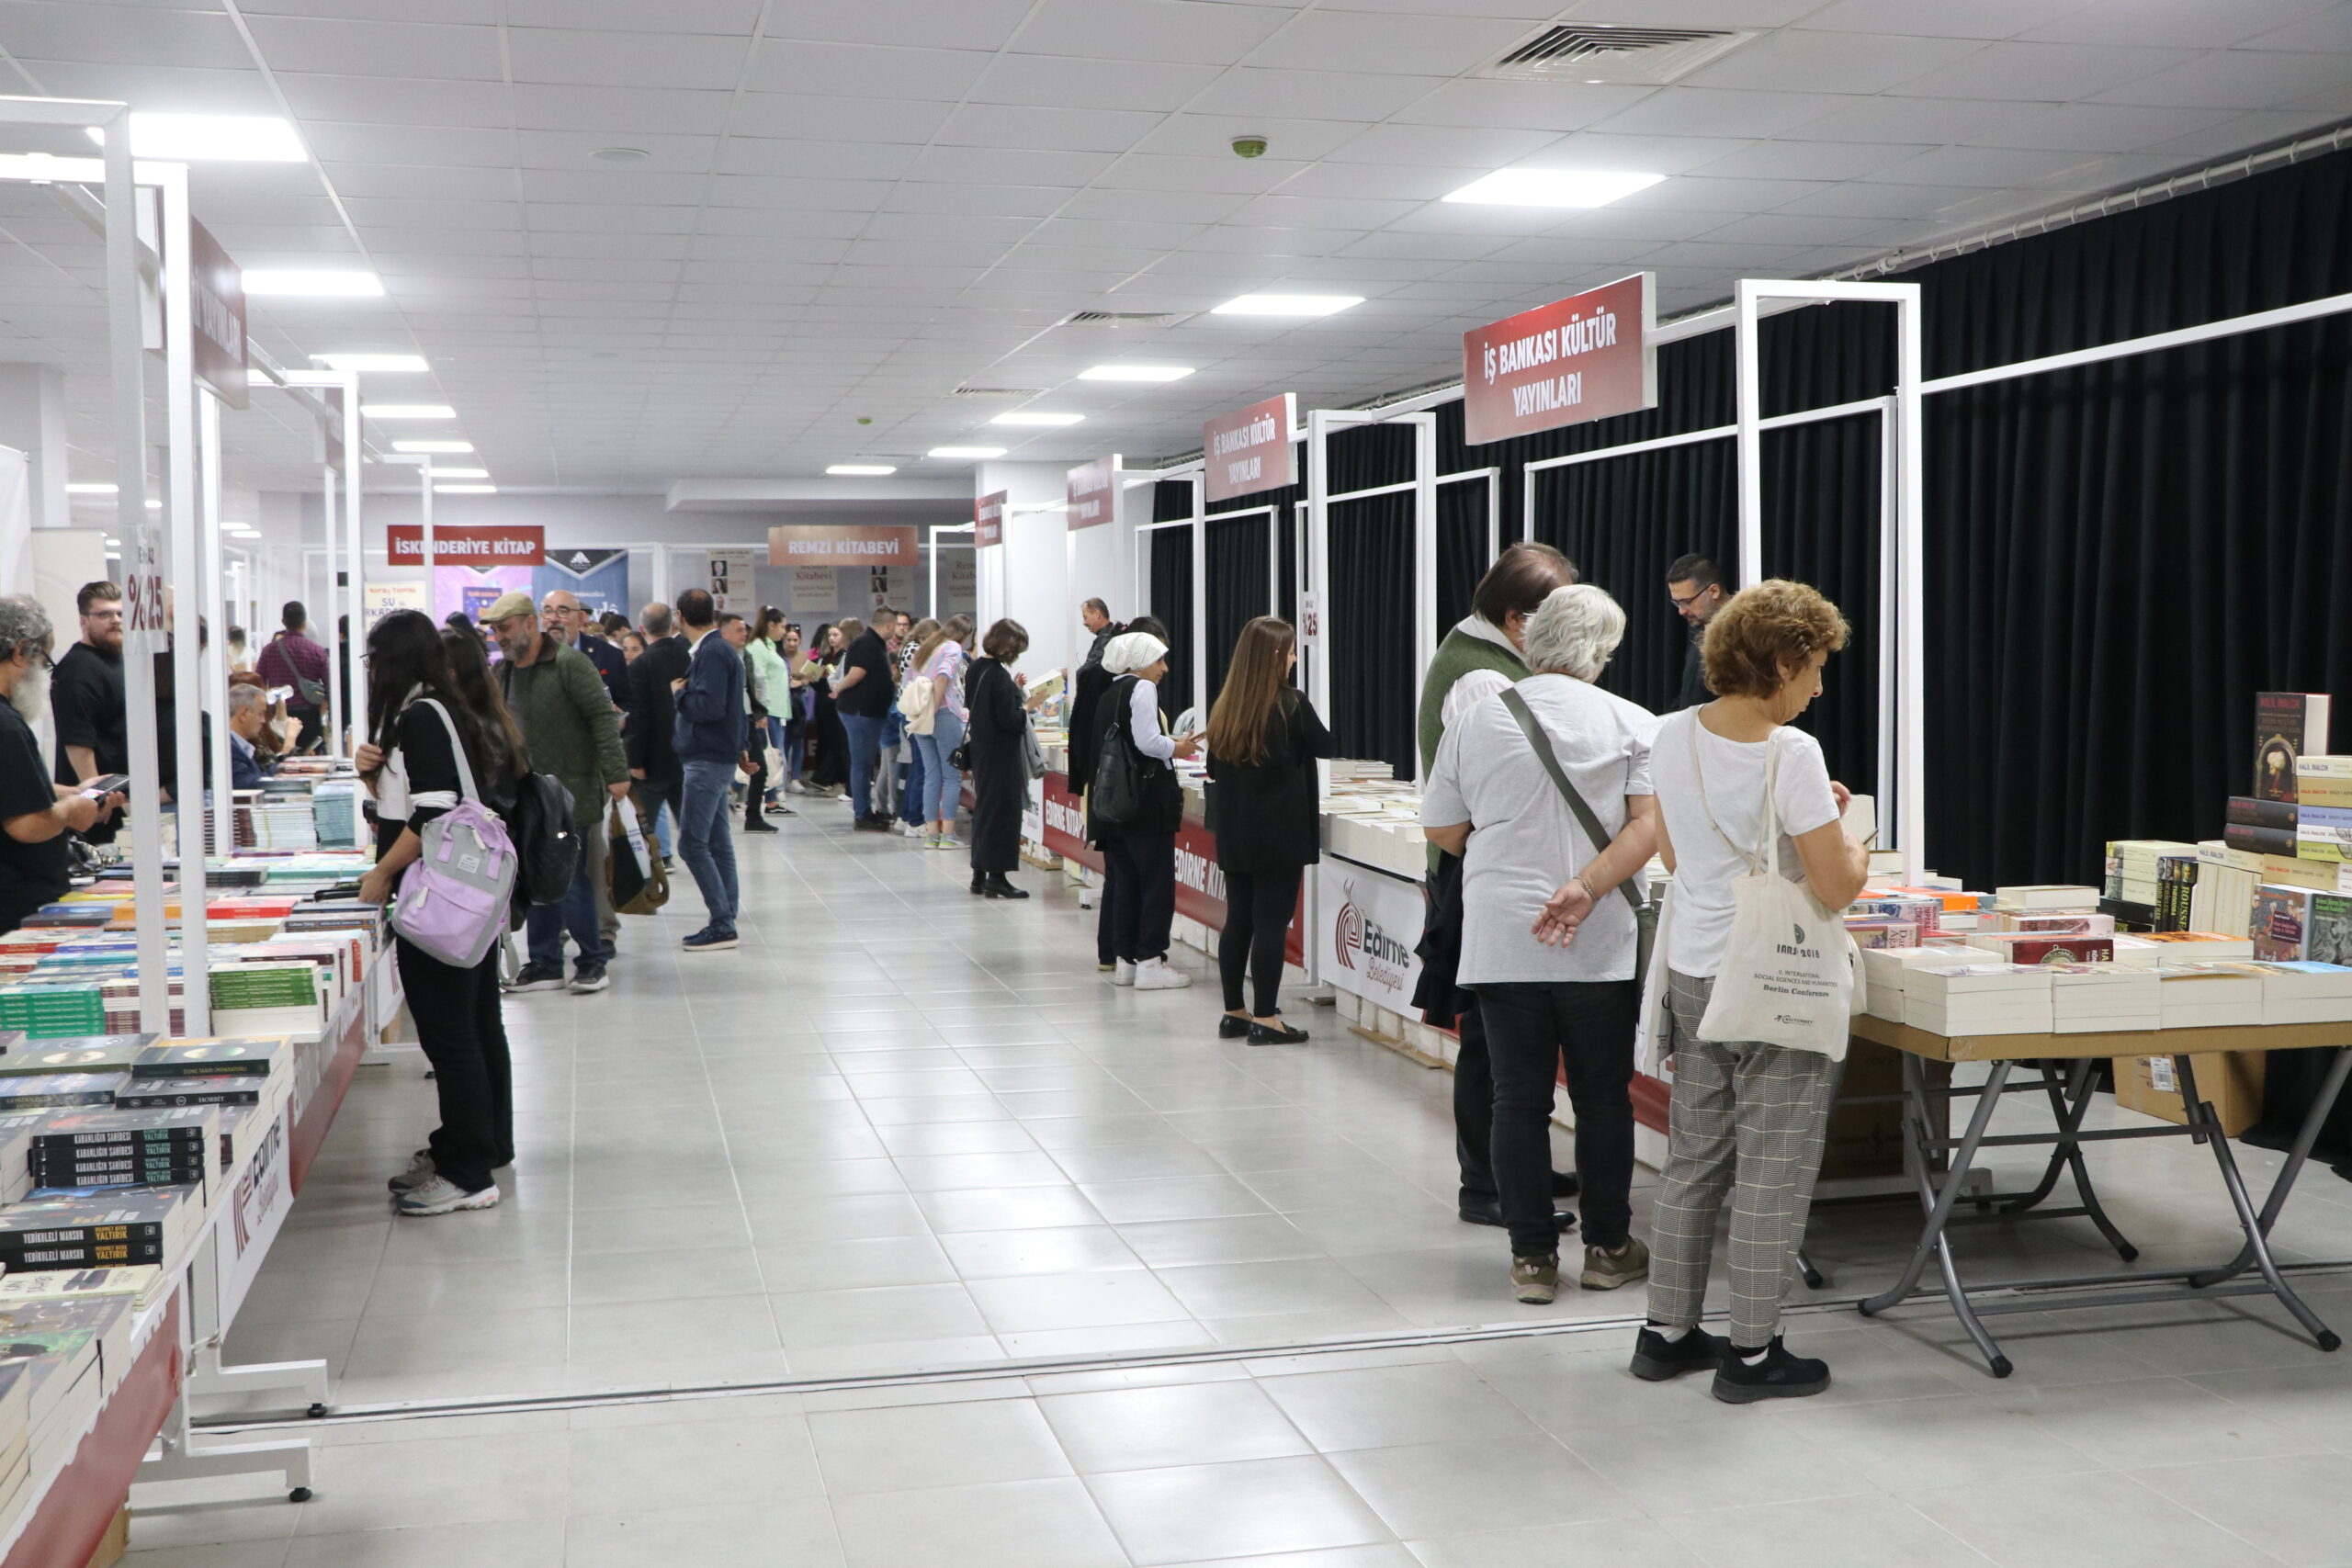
[1241,9,1534,76]
[4,3,251,68]
[763,0,1036,51]
[715,139,920,180]
[11,61,281,115]
[1789,94,2038,143]
[1094,153,1312,195]
[1964,101,2241,152]
[1699,211,1890,246]
[2139,107,2349,159]
[1126,115,1364,163]
[1858,143,2139,186]
[1050,187,1256,224]
[522,202,700,233]
[729,93,956,145]
[1276,162,1478,201]
[1794,0,2085,40]
[1700,29,1991,94]
[244,16,506,79]
[1010,0,1295,68]
[344,196,522,230]
[1186,66,1445,122]
[2094,47,2352,108]
[1322,122,1562,170]
[695,207,869,238]
[740,39,992,101]
[904,146,1120,188]
[967,54,1223,114]
[1224,194,1429,231]
[880,182,1072,218]
[323,164,516,203]
[1883,40,2199,101]
[934,104,1167,155]
[1592,87,1871,141]
[363,228,532,256]
[511,84,737,135]
[504,27,751,89]
[2021,0,2344,50]
[1691,140,1933,181]
[503,0,766,33]
[692,234,848,263]
[1768,181,2001,219]
[277,73,512,129]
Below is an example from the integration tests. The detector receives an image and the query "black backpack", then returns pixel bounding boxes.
[505,770,579,911]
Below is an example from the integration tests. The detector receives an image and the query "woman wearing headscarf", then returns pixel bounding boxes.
[1087,627,1200,989]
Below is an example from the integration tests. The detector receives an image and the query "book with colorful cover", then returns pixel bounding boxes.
[112,1077,266,1109]
[2256,693,2332,803]
[127,1038,283,1080]
[2254,885,2313,962]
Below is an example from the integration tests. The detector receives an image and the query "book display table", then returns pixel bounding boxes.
[1850,1014,2352,1376]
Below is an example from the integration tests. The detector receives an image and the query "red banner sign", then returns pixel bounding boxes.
[1066,457,1116,530]
[1462,272,1656,446]
[974,491,1006,548]
[767,525,917,567]
[187,218,248,411]
[387,525,545,566]
[1041,771,1301,964]
[1203,393,1296,503]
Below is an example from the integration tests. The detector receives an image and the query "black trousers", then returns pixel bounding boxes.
[743,718,768,825]
[1476,978,1638,1256]
[398,935,514,1194]
[1104,829,1176,963]
[289,705,324,755]
[968,748,1025,874]
[1453,998,1497,1204]
[1219,865,1301,1016]
[1096,851,1121,966]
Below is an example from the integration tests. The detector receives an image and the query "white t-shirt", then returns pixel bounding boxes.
[1649,708,1841,979]
[1419,674,1657,986]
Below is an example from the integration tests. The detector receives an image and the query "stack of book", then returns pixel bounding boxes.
[28,1106,219,1195]
[3,1295,133,1485]
[2154,965,2266,1028]
[2250,885,2352,963]
[2100,844,2198,912]
[1995,885,2103,914]
[2048,964,2163,1032]
[1860,943,1996,1021]
[0,1074,128,1113]
[0,1188,197,1271]
[0,1266,165,1312]
[0,981,107,1039]
[2192,842,2264,937]
[1972,931,2116,965]
[311,778,360,848]
[115,1035,288,1113]
[208,962,326,1039]
[2114,932,2256,966]
[1904,964,2054,1035]
[2224,960,2352,1024]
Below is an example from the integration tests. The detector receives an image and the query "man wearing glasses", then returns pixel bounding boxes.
[1665,553,1726,711]
[51,581,130,813]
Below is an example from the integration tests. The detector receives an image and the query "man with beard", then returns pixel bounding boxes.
[51,581,127,794]
[0,597,122,934]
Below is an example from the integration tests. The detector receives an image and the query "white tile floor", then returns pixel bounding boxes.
[125,799,2352,1565]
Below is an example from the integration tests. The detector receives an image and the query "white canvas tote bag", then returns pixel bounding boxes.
[1689,722,1860,1060]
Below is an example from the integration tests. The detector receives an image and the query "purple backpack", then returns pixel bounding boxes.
[388,699,517,968]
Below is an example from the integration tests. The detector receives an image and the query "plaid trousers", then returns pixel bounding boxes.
[1644,968,1838,1348]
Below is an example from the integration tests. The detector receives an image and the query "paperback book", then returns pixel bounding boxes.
[2255,693,2333,803]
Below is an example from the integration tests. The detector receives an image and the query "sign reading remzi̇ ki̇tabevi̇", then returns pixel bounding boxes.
[1202,392,1296,503]
[1461,272,1657,446]
[1315,862,1424,1010]
[765,525,919,567]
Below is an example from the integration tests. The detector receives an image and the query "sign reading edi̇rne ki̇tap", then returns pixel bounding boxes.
[1462,273,1656,446]
[1203,393,1296,503]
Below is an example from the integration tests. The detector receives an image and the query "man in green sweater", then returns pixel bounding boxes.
[1416,541,1581,1230]
[484,591,630,995]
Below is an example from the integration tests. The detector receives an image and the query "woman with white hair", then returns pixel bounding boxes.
[1419,583,1658,1308]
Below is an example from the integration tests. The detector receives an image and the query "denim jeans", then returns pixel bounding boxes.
[677,759,740,932]
[916,709,965,825]
[526,820,609,974]
[842,711,886,820]
[902,730,928,826]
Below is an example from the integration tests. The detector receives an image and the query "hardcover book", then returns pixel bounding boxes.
[2254,885,2314,962]
[128,1038,282,1080]
[0,1074,126,1112]
[2256,693,2333,803]
[112,1078,265,1109]
[2230,796,2302,830]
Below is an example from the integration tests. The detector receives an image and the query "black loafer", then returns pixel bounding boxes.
[1458,1201,1577,1233]
[1218,1016,1251,1039]
[1552,1170,1582,1200]
[1248,1021,1310,1045]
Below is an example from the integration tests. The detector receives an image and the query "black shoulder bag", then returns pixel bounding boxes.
[1498,686,1655,984]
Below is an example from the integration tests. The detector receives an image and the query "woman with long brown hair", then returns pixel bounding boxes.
[1205,616,1331,1043]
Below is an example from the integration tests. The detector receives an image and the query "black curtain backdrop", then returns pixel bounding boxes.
[1325,423,1419,775]
[1423,149,2352,888]
[1204,510,1272,701]
[1435,476,1489,642]
[1148,523,1194,716]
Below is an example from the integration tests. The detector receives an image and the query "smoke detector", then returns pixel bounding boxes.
[1483,24,1753,85]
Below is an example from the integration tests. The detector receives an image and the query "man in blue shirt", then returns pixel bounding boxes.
[670,588,744,952]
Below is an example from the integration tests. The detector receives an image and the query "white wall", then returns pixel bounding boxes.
[976,460,1076,682]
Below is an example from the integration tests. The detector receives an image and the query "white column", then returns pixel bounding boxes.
[1409,412,1437,784]
[0,364,68,533]
[1734,278,1765,589]
[162,162,211,1037]
[200,393,232,860]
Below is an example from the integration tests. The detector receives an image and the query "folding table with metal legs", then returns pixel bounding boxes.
[1848,1015,2352,1377]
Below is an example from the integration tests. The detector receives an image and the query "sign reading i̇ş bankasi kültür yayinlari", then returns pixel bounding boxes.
[1461,272,1657,446]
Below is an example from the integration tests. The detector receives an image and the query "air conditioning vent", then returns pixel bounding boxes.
[951,386,1046,399]
[1484,24,1751,85]
[1060,310,1193,328]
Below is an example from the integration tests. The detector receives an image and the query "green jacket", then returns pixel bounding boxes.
[499,637,628,828]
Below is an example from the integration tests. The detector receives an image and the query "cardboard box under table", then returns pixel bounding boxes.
[1847,1013,2352,1377]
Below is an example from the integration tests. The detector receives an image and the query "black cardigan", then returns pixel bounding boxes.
[1086,674,1183,840]
[965,658,1026,749]
[1205,691,1332,874]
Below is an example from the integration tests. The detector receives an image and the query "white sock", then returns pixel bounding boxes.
[1645,1322,1690,1343]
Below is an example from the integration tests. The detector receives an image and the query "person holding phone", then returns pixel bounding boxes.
[0,597,122,936]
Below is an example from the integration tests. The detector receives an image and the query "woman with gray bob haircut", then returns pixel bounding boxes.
[1419,581,1658,1308]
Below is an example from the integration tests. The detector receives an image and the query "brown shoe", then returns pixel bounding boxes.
[1511,1254,1559,1305]
[1580,1236,1650,1291]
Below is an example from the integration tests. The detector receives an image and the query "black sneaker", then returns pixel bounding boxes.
[1218,1015,1251,1039]
[1458,1199,1577,1235]
[1629,1325,1729,1382]
[568,964,609,994]
[503,964,565,993]
[743,819,779,834]
[1711,1337,1830,1404]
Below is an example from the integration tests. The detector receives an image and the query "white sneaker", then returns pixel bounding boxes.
[1135,957,1193,991]
[1112,961,1136,987]
[395,1176,500,1216]
[1077,888,1097,909]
